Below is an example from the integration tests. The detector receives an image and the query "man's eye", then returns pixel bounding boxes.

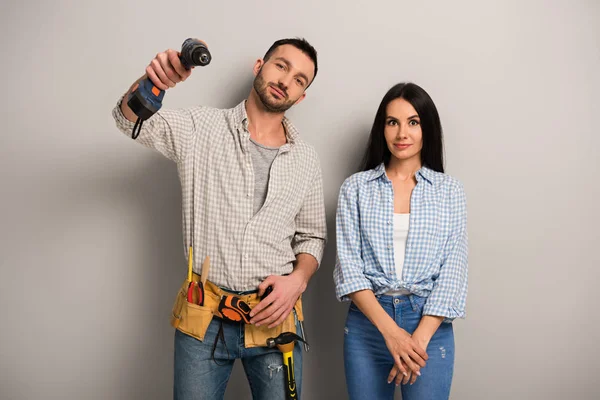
[296,78,305,86]
[276,63,284,70]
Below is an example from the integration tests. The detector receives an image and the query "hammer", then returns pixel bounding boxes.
[266,332,309,399]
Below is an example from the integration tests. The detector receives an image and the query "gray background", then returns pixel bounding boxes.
[1,0,599,399]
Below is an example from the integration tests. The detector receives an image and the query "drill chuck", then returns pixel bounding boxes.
[180,38,212,69]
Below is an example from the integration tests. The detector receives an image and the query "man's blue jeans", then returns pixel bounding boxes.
[174,313,303,400]
[344,294,455,400]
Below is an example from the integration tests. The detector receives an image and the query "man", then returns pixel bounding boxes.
[112,38,326,399]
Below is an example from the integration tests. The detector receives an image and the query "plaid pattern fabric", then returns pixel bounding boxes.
[334,163,468,321]
[112,98,327,291]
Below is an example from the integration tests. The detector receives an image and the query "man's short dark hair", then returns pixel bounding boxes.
[263,38,318,85]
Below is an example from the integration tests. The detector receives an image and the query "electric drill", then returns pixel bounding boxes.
[128,38,212,138]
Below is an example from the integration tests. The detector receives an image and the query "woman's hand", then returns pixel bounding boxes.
[388,315,443,386]
[389,359,415,386]
[387,335,430,386]
[382,325,428,382]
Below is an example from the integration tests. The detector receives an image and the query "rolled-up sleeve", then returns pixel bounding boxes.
[423,182,468,322]
[292,161,327,266]
[112,94,197,163]
[334,178,373,301]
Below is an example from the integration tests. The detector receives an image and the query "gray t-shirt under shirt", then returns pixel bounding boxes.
[248,138,279,215]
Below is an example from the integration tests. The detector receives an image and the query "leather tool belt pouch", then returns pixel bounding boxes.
[170,272,304,348]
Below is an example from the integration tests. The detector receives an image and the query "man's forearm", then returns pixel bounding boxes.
[290,253,318,293]
[120,75,146,123]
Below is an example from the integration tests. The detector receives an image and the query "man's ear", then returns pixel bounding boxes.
[253,59,264,77]
[294,92,307,106]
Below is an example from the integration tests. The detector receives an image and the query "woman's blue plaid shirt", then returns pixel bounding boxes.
[333,163,468,322]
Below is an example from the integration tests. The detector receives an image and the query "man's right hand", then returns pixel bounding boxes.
[145,48,193,90]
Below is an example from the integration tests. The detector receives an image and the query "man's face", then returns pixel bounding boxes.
[253,44,315,113]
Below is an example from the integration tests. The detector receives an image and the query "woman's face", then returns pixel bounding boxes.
[384,98,423,163]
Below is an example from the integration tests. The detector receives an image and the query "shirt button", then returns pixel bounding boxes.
[244,254,249,260]
[387,220,391,225]
[387,245,392,250]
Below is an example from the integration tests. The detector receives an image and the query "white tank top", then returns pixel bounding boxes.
[385,213,411,296]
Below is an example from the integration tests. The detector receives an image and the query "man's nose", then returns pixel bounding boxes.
[278,74,292,91]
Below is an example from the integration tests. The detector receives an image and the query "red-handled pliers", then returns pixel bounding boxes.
[187,281,204,306]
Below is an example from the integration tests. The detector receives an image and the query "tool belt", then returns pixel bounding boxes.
[170,272,304,348]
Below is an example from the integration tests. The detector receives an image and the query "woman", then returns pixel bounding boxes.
[333,82,468,400]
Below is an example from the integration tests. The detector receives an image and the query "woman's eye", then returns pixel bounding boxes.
[409,120,420,126]
[387,120,398,126]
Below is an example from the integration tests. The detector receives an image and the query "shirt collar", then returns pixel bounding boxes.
[232,100,249,131]
[232,100,299,144]
[366,163,387,181]
[366,163,438,185]
[416,165,437,184]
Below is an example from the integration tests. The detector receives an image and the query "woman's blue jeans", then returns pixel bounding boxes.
[344,294,455,400]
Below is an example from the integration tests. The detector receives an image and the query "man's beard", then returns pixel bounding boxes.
[253,70,297,113]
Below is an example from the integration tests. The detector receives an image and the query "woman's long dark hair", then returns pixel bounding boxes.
[360,83,444,173]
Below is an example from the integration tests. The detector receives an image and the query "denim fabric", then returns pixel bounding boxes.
[174,316,303,400]
[344,294,454,400]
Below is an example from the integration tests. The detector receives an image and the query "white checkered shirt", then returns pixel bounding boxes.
[333,164,468,321]
[112,98,327,291]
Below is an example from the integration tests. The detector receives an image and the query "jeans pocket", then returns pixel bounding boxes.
[411,295,427,314]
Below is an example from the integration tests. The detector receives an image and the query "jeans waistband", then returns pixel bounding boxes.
[376,293,425,312]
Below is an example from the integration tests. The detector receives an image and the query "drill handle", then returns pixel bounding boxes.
[128,77,166,121]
